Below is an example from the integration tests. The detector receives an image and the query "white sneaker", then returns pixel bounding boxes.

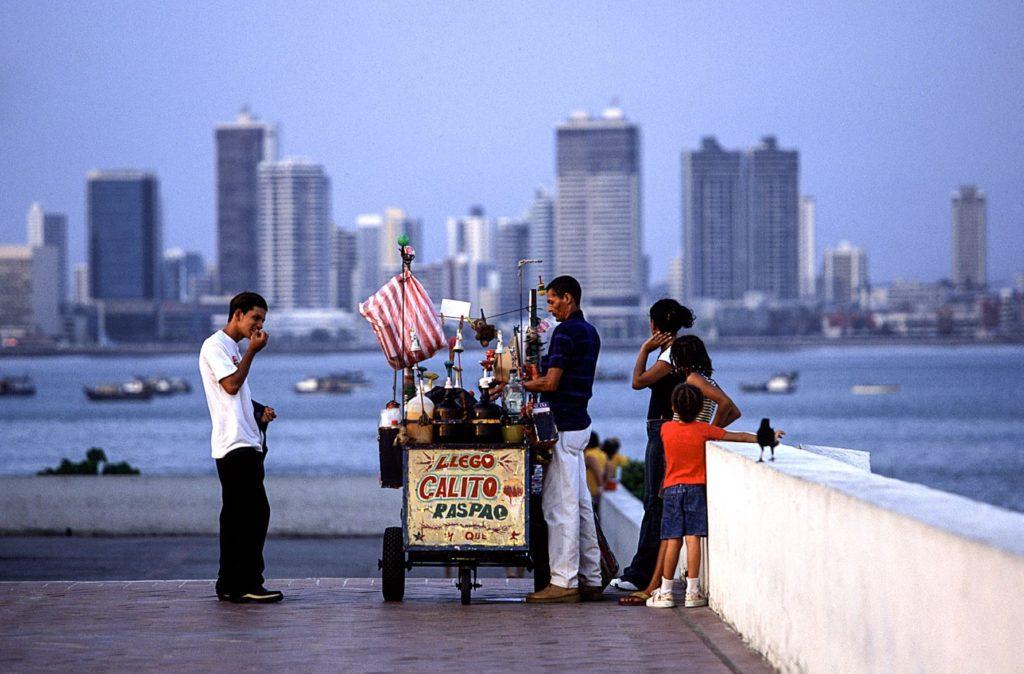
[645,589,675,608]
[609,577,639,592]
[684,590,707,608]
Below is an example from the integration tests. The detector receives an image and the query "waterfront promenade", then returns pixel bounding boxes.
[0,578,770,672]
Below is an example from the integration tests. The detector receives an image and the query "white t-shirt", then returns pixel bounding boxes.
[199,330,262,459]
[658,348,672,366]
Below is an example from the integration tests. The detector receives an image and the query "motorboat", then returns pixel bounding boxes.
[294,375,355,394]
[0,375,35,396]
[851,384,900,395]
[84,378,153,401]
[740,371,798,394]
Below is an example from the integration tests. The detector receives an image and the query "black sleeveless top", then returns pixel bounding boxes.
[647,354,684,421]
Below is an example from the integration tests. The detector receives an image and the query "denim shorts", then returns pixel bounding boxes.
[660,484,708,539]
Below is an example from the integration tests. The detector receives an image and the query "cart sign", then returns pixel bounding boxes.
[406,448,527,548]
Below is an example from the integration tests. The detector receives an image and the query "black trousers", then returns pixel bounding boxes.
[215,447,270,595]
[619,420,667,586]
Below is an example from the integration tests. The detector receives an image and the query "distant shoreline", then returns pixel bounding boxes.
[2,336,1022,358]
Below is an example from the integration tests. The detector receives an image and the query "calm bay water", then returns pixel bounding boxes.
[1,345,1023,513]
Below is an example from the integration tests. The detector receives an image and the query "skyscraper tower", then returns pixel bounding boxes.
[682,137,746,300]
[952,185,986,289]
[747,136,799,300]
[216,107,277,296]
[823,240,868,304]
[87,170,162,300]
[798,195,817,300]
[495,217,530,317]
[555,106,643,338]
[27,202,68,303]
[446,206,494,314]
[380,207,423,279]
[257,158,332,309]
[333,227,358,311]
[355,214,383,302]
[528,187,555,283]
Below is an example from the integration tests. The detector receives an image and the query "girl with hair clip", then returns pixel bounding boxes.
[618,333,742,605]
[610,299,694,594]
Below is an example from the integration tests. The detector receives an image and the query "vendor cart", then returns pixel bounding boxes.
[380,440,541,605]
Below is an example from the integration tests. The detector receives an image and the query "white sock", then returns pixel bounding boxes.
[660,577,673,593]
[686,577,699,594]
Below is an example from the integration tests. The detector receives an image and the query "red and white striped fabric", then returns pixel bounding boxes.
[359,270,445,370]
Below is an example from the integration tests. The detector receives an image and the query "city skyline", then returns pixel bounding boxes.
[1,2,1021,287]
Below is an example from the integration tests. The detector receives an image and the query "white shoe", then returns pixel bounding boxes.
[609,577,639,592]
[684,590,707,608]
[645,589,675,608]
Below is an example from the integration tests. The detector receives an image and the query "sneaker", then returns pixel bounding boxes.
[645,589,675,608]
[525,584,581,604]
[684,590,707,608]
[230,586,284,604]
[609,577,639,592]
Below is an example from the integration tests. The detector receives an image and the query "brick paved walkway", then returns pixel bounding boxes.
[0,579,771,672]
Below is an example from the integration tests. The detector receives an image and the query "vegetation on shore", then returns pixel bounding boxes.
[38,448,140,475]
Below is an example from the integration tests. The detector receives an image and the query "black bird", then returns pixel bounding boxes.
[757,418,779,462]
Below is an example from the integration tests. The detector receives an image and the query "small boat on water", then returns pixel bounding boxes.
[140,376,191,395]
[852,384,900,395]
[294,375,355,394]
[84,378,154,402]
[595,371,628,382]
[0,375,36,396]
[740,371,798,394]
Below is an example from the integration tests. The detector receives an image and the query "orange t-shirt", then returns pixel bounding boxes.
[661,420,726,488]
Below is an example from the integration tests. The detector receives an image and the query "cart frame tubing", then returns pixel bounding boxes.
[401,443,531,557]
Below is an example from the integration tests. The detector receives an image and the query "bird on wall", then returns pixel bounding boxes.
[757,418,781,462]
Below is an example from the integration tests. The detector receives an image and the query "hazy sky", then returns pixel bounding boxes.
[2,1,1022,285]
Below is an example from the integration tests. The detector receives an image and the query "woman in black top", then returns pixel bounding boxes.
[610,299,694,593]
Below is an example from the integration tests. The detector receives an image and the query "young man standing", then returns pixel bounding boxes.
[523,276,603,603]
[199,291,282,603]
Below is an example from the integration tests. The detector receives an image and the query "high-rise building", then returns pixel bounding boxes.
[823,241,868,304]
[747,136,800,300]
[87,170,162,300]
[216,107,277,296]
[446,206,494,313]
[528,187,555,284]
[495,217,531,318]
[73,263,90,304]
[380,207,423,279]
[667,254,685,301]
[0,245,61,337]
[682,137,746,300]
[798,196,817,300]
[333,227,357,311]
[355,214,383,302]
[257,158,332,309]
[952,185,986,289]
[555,107,644,339]
[162,249,206,303]
[27,203,68,303]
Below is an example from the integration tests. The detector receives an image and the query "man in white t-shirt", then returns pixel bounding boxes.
[199,291,282,604]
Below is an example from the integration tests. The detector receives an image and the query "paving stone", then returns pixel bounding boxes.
[0,579,772,672]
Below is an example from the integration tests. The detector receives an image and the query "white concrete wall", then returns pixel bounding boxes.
[706,442,1024,673]
[0,476,401,536]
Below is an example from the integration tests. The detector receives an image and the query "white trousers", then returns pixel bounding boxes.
[542,426,601,589]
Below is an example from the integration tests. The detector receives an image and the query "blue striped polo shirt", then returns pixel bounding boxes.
[541,310,601,432]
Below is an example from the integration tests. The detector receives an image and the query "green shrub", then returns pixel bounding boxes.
[39,447,139,476]
[620,459,645,501]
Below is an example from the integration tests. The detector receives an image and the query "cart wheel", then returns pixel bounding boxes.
[381,527,405,602]
[458,565,472,605]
